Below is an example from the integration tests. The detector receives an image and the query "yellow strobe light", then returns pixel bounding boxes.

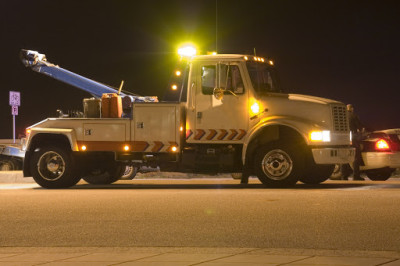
[178,45,197,57]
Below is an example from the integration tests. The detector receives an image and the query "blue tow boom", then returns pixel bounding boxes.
[20,49,127,98]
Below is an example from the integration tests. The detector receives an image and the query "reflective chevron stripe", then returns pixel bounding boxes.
[186,129,246,141]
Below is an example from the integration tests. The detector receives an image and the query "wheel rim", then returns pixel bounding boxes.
[261,149,293,180]
[0,162,13,171]
[37,151,66,181]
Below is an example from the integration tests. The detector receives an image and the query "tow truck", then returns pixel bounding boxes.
[20,47,355,188]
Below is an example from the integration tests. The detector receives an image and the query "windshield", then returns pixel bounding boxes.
[246,61,282,94]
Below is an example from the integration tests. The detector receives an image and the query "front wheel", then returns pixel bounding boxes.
[30,146,81,188]
[300,164,334,184]
[254,142,304,187]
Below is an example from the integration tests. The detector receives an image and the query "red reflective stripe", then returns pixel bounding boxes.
[206,129,217,140]
[218,129,228,140]
[151,141,164,152]
[195,129,205,140]
[227,129,238,140]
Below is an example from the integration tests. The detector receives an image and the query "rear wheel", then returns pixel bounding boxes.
[82,162,125,184]
[30,146,80,188]
[254,142,304,187]
[365,168,395,181]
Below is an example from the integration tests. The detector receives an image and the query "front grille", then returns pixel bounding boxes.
[331,105,348,132]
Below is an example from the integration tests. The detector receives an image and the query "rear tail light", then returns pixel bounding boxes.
[375,139,390,151]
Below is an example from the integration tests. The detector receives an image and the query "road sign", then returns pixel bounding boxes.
[9,91,21,106]
[11,106,18,116]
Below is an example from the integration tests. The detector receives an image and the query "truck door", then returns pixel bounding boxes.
[186,61,249,143]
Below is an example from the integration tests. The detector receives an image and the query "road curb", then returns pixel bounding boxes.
[0,171,34,183]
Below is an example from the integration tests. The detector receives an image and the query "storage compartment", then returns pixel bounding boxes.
[101,93,122,118]
[83,98,101,118]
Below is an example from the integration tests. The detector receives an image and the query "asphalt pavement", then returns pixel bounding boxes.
[1,171,400,266]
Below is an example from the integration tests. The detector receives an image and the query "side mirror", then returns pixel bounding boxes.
[213,88,224,100]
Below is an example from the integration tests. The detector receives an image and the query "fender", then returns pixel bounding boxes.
[242,115,323,164]
[27,128,79,151]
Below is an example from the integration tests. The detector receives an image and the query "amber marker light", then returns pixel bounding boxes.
[26,128,31,135]
[171,146,178,152]
[175,70,181,76]
[123,145,130,151]
[180,126,183,132]
[171,84,178,90]
[81,145,87,151]
[269,60,274,65]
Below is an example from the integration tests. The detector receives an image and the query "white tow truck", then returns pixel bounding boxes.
[20,47,354,188]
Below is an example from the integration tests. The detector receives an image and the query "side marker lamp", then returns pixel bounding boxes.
[123,145,130,151]
[250,102,260,115]
[81,145,87,151]
[171,146,178,152]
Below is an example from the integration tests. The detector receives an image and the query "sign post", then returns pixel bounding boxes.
[9,91,20,143]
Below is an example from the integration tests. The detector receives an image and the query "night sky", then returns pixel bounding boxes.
[1,0,399,139]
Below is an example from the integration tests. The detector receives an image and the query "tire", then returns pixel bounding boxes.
[330,164,352,180]
[300,164,334,184]
[365,168,395,181]
[120,165,138,180]
[254,142,304,187]
[82,162,124,184]
[0,158,18,171]
[30,146,81,188]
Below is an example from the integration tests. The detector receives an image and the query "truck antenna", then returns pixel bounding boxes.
[215,0,218,53]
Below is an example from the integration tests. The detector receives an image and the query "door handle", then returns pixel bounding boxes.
[190,82,195,111]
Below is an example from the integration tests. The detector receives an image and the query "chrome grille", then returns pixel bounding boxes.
[331,105,348,132]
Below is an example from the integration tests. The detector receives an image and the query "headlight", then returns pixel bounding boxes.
[310,130,331,142]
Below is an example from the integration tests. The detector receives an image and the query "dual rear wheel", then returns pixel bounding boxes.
[30,146,125,188]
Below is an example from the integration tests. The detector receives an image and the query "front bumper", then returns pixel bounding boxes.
[361,151,400,170]
[312,147,355,164]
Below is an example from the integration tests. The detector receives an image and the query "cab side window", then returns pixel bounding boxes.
[201,64,244,95]
[201,65,216,95]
